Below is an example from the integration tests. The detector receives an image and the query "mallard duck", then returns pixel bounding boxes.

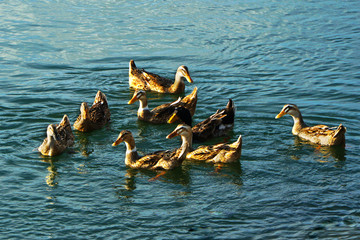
[275,104,346,146]
[168,99,235,141]
[38,114,74,156]
[128,87,197,124]
[186,134,242,163]
[74,90,111,132]
[129,60,193,94]
[112,124,193,170]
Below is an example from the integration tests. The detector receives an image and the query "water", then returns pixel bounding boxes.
[1,0,360,239]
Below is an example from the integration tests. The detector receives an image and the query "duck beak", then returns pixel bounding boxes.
[275,109,286,119]
[112,137,124,146]
[167,112,179,124]
[166,129,179,139]
[184,73,193,83]
[128,94,138,104]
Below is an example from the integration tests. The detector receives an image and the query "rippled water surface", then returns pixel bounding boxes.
[1,0,360,239]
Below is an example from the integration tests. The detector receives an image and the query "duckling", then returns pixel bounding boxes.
[186,134,242,163]
[74,90,111,132]
[128,87,197,124]
[112,124,193,170]
[129,60,193,94]
[168,99,235,141]
[275,104,346,146]
[38,114,74,156]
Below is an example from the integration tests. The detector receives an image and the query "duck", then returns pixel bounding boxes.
[74,90,111,132]
[186,134,242,163]
[112,124,193,170]
[38,114,74,156]
[128,87,197,124]
[275,104,346,146]
[129,60,193,94]
[168,99,235,141]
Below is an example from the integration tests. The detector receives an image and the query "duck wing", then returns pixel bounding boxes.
[134,149,177,170]
[89,102,111,127]
[142,70,173,91]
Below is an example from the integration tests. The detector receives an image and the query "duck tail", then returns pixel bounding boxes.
[222,99,235,124]
[129,59,136,70]
[190,87,198,99]
[59,114,71,127]
[334,124,346,138]
[234,134,242,151]
[226,98,235,111]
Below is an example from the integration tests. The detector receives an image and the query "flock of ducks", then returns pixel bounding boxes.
[38,60,347,173]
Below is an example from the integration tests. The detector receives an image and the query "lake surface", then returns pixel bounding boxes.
[1,0,360,239]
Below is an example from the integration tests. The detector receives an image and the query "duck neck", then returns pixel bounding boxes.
[137,98,151,119]
[47,134,57,155]
[178,134,193,160]
[169,73,185,94]
[124,139,139,166]
[291,112,307,135]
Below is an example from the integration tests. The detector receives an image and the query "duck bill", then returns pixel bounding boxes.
[184,73,193,83]
[167,112,179,124]
[166,130,179,139]
[128,94,138,104]
[112,137,124,146]
[275,110,286,119]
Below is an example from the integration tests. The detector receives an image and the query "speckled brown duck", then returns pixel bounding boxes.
[112,124,192,170]
[186,134,242,163]
[128,87,197,124]
[38,114,74,156]
[74,90,111,132]
[128,60,193,94]
[275,104,346,146]
[168,99,235,142]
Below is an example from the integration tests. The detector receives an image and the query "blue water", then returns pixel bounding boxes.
[1,0,360,239]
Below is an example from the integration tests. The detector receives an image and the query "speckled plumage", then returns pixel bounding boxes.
[186,134,242,163]
[128,60,193,94]
[38,114,74,156]
[128,87,197,124]
[275,104,346,146]
[169,99,235,141]
[74,90,111,132]
[112,124,193,170]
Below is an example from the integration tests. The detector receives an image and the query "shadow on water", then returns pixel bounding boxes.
[290,136,346,165]
[114,159,243,200]
[38,155,61,187]
[114,166,191,200]
[74,131,94,157]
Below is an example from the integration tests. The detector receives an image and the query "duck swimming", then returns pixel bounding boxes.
[275,104,346,146]
[112,124,193,170]
[186,134,242,163]
[168,99,235,141]
[128,60,193,94]
[74,90,111,132]
[38,114,74,156]
[128,87,197,124]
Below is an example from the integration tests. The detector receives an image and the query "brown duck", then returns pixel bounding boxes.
[186,134,242,163]
[275,104,346,146]
[38,114,74,156]
[168,99,235,141]
[128,87,197,124]
[128,60,193,94]
[74,90,111,132]
[112,124,193,170]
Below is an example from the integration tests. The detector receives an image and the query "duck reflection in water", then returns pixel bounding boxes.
[114,167,191,200]
[74,131,94,157]
[291,137,346,164]
[42,159,58,187]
